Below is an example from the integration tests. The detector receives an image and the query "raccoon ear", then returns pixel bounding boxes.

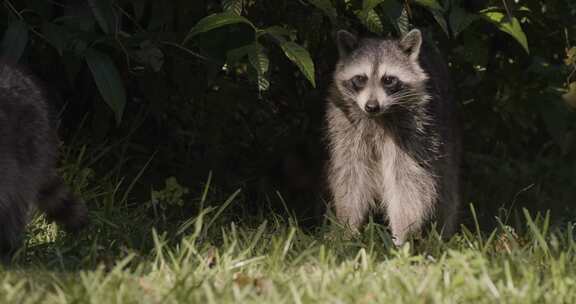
[400,29,423,59]
[336,30,358,57]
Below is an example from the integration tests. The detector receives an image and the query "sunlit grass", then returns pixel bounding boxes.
[1,145,575,303]
[3,200,576,303]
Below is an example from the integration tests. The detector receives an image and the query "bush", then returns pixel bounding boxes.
[1,0,576,226]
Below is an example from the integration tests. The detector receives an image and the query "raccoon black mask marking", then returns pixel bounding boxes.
[332,29,431,118]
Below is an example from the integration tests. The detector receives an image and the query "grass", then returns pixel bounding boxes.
[1,146,576,303]
[3,210,576,303]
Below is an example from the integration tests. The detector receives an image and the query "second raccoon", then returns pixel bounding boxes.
[0,61,88,260]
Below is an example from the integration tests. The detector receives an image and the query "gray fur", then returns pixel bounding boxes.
[325,29,461,245]
[0,61,88,260]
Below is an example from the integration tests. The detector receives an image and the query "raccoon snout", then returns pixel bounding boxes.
[364,100,380,114]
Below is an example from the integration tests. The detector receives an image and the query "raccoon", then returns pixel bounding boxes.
[0,61,88,260]
[325,29,461,245]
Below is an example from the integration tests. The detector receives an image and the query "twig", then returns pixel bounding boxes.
[501,0,513,20]
[3,0,52,48]
[2,0,22,18]
[114,3,146,34]
[159,41,212,62]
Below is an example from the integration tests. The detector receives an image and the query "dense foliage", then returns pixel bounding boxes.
[1,0,576,227]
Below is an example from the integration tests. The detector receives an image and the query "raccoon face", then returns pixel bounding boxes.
[334,29,429,116]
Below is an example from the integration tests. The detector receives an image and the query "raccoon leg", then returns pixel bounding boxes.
[437,175,460,238]
[328,162,374,232]
[36,176,88,232]
[0,198,29,262]
[382,154,437,246]
[332,192,369,232]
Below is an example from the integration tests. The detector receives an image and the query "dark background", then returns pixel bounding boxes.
[1,0,576,235]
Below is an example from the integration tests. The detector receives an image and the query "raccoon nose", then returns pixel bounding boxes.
[364,100,380,114]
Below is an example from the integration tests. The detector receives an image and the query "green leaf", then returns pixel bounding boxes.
[396,6,410,36]
[381,0,405,35]
[1,20,29,62]
[449,6,478,37]
[309,0,337,22]
[87,0,117,34]
[85,49,126,123]
[413,0,443,11]
[363,0,386,10]
[279,41,316,87]
[41,22,71,55]
[227,44,253,63]
[431,10,450,37]
[248,44,270,91]
[356,9,384,34]
[481,11,529,53]
[227,43,270,91]
[412,0,447,36]
[184,13,255,44]
[262,26,294,44]
[222,0,243,16]
[247,45,269,78]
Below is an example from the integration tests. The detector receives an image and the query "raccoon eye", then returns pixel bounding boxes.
[381,76,399,87]
[350,75,368,90]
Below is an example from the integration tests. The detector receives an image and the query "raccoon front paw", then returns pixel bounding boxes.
[60,201,89,233]
[47,196,89,233]
[392,235,405,247]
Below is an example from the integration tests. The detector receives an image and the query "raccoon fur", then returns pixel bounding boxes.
[325,29,461,245]
[0,61,88,260]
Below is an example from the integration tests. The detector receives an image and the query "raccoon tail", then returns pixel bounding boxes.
[37,176,89,232]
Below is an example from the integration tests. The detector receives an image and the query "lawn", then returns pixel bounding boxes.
[1,147,575,304]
